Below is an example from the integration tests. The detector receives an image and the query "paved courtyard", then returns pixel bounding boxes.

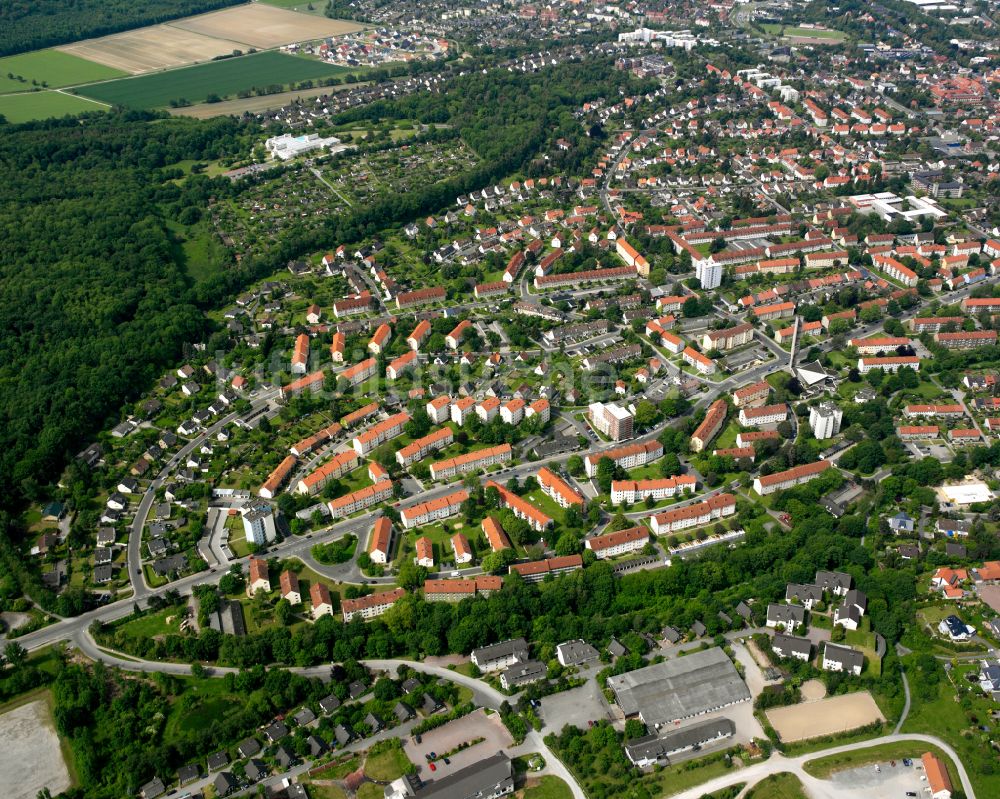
[403,708,512,779]
[539,675,616,733]
[824,759,927,798]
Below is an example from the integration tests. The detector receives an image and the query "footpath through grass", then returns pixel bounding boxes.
[0,90,107,122]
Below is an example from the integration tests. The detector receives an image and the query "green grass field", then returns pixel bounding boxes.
[0,50,125,94]
[523,776,574,799]
[76,51,353,109]
[745,773,807,799]
[763,24,846,41]
[0,90,108,122]
[260,0,334,14]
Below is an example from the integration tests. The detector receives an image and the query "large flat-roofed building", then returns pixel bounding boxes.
[607,647,750,727]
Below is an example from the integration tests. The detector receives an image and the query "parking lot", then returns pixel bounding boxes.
[403,708,512,779]
[539,673,616,733]
[825,759,927,798]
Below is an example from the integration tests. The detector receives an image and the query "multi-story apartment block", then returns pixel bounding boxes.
[738,403,788,427]
[296,449,361,495]
[585,526,649,559]
[429,443,512,481]
[538,467,585,509]
[368,517,395,564]
[611,475,696,505]
[395,427,454,468]
[341,587,406,622]
[649,494,737,535]
[486,481,553,532]
[732,381,771,409]
[327,480,394,518]
[400,490,469,529]
[702,323,753,352]
[753,460,832,496]
[588,402,634,441]
[353,412,410,456]
[857,356,920,374]
[584,440,663,477]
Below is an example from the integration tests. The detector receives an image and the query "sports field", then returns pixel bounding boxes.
[762,24,847,42]
[58,5,363,74]
[765,691,884,742]
[76,51,351,109]
[0,90,109,123]
[0,50,126,93]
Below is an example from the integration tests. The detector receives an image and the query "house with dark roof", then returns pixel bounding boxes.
[421,693,442,715]
[766,603,805,630]
[237,737,261,759]
[245,759,268,783]
[771,634,812,662]
[834,589,868,631]
[264,721,288,743]
[293,707,316,727]
[821,642,864,676]
[212,772,238,797]
[393,702,415,723]
[207,751,229,772]
[556,639,599,667]
[785,583,824,609]
[319,695,341,714]
[662,625,681,643]
[500,660,546,690]
[939,614,973,641]
[608,637,629,658]
[334,724,353,746]
[308,736,327,757]
[815,570,852,596]
[735,601,753,621]
[690,620,707,637]
[274,744,297,769]
[140,777,166,799]
[176,765,199,786]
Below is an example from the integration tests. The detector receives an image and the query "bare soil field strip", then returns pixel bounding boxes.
[170,4,364,49]
[0,696,72,799]
[766,691,884,742]
[168,81,367,117]
[57,26,246,74]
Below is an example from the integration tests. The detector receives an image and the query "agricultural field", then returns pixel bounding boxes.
[76,51,352,109]
[0,50,126,94]
[57,4,363,74]
[58,24,247,74]
[0,90,109,123]
[169,80,364,118]
[171,4,364,48]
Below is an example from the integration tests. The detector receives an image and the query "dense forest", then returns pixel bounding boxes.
[0,0,244,56]
[0,112,254,517]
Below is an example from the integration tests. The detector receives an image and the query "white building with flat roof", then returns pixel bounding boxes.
[265,133,343,161]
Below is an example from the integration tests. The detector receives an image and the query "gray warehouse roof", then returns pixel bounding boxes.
[607,647,750,726]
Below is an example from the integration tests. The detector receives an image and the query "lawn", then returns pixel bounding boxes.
[803,741,955,779]
[363,744,412,781]
[163,676,240,741]
[260,0,338,14]
[900,659,1000,797]
[118,606,186,638]
[0,50,125,93]
[356,783,383,799]
[745,773,807,799]
[0,90,108,123]
[523,776,573,799]
[76,51,354,109]
[304,784,348,799]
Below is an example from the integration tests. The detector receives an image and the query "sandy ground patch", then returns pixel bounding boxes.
[766,691,884,743]
[0,697,71,799]
[58,26,246,74]
[403,708,512,780]
[800,679,827,701]
[171,5,364,49]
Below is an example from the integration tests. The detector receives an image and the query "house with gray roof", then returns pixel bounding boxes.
[500,660,546,691]
[237,737,261,759]
[319,695,341,714]
[784,583,823,609]
[176,765,199,786]
[821,642,864,676]
[815,570,852,596]
[411,752,514,799]
[207,751,229,772]
[470,638,529,672]
[140,777,166,799]
[212,772,237,797]
[245,759,268,783]
[556,639,599,667]
[766,603,805,630]
[771,634,812,662]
